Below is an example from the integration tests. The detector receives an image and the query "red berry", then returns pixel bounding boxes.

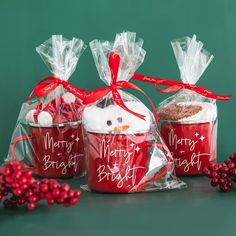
[40,184,48,193]
[228,162,235,169]
[19,176,27,184]
[218,164,223,170]
[63,202,70,207]
[56,198,64,204]
[211,171,218,178]
[13,189,22,196]
[24,171,32,178]
[208,162,216,170]
[20,184,28,190]
[219,178,225,184]
[221,173,228,179]
[60,191,68,200]
[224,160,230,165]
[220,185,229,192]
[211,178,219,187]
[29,196,38,203]
[230,152,236,160]
[222,167,229,173]
[4,168,11,176]
[74,190,81,198]
[27,202,35,210]
[47,198,54,205]
[60,184,70,192]
[46,192,53,200]
[26,190,33,198]
[68,190,74,198]
[227,182,233,188]
[232,169,236,176]
[52,189,60,198]
[49,180,58,190]
[70,198,78,205]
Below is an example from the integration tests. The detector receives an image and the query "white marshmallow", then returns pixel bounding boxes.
[62,92,76,104]
[83,101,153,134]
[37,111,53,126]
[25,109,36,123]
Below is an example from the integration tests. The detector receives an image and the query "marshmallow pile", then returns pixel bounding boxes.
[26,92,83,126]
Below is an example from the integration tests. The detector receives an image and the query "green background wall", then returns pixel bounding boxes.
[0,0,235,162]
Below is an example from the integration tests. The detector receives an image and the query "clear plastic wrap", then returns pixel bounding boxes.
[158,35,217,175]
[82,32,186,193]
[7,35,87,178]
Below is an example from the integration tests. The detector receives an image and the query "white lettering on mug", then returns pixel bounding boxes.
[96,138,144,188]
[97,164,144,188]
[44,132,74,154]
[99,139,134,164]
[42,153,83,175]
[167,129,210,173]
[175,152,210,172]
[168,129,198,151]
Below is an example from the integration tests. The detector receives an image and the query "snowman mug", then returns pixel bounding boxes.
[85,131,170,193]
[10,122,85,178]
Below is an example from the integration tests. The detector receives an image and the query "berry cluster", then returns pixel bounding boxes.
[204,152,236,192]
[0,160,81,210]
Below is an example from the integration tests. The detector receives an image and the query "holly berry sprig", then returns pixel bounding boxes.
[204,152,236,192]
[0,160,81,210]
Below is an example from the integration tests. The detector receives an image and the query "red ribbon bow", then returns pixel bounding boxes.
[84,52,159,124]
[27,76,87,104]
[132,73,231,101]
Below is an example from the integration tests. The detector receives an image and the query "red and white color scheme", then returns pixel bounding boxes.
[132,35,230,175]
[158,35,223,175]
[82,31,186,193]
[8,35,87,178]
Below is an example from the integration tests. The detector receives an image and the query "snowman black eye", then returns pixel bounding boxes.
[117,117,123,123]
[106,120,112,126]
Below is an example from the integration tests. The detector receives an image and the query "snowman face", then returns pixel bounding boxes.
[83,101,152,134]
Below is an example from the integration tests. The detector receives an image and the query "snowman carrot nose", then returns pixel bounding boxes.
[113,125,130,132]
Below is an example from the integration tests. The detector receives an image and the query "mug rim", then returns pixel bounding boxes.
[29,120,82,128]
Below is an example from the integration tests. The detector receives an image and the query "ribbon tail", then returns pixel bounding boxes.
[117,81,159,125]
[133,73,231,101]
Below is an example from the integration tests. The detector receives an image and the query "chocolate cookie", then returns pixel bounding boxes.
[159,103,202,121]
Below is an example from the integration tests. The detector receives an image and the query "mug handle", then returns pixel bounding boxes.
[10,134,33,161]
[130,141,171,192]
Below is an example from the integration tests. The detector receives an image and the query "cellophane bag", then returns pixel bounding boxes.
[7,35,87,178]
[158,35,217,176]
[82,32,186,193]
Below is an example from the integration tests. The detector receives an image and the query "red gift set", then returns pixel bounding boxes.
[133,35,230,176]
[4,32,231,201]
[82,32,186,193]
[8,35,87,178]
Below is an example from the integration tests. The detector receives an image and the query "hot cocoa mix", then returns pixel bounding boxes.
[159,103,202,121]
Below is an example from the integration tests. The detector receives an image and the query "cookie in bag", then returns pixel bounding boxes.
[157,35,217,176]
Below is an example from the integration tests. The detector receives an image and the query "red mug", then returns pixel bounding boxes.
[160,120,217,176]
[85,131,171,193]
[10,123,85,178]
